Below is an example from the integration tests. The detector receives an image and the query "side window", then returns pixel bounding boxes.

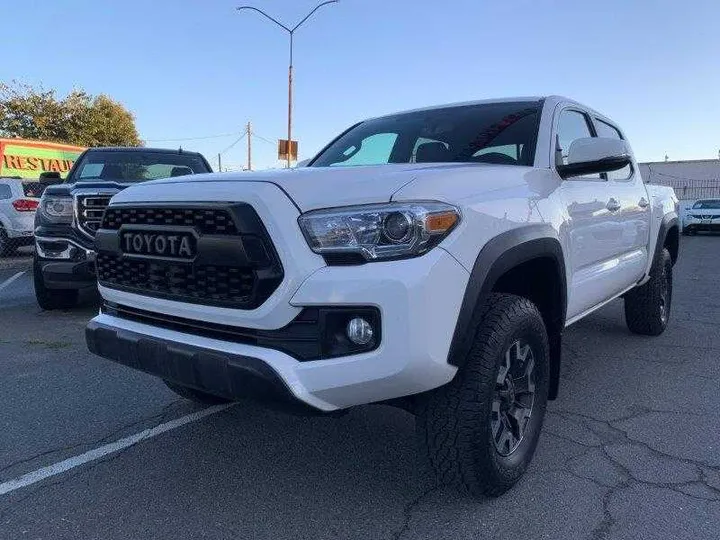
[556,110,600,179]
[594,119,632,181]
[0,184,12,200]
[329,133,398,167]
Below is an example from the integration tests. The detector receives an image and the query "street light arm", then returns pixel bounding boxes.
[291,0,339,33]
[236,6,292,33]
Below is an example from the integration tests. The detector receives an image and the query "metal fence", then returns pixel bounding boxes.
[650,178,720,201]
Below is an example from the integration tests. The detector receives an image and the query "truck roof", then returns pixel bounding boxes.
[371,95,600,120]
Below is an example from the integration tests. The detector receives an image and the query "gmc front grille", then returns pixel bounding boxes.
[76,195,113,237]
[94,204,284,309]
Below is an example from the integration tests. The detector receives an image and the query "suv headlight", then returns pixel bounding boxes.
[298,201,460,262]
[40,195,74,224]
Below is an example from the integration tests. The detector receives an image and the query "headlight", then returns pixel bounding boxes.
[298,201,460,262]
[40,195,74,224]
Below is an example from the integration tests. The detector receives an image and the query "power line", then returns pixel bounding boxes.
[251,132,276,146]
[145,131,243,143]
[219,132,247,156]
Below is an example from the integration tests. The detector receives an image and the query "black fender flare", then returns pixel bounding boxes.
[653,214,679,267]
[447,225,567,399]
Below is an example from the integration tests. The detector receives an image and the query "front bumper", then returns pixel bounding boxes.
[684,221,720,232]
[87,247,469,411]
[86,320,323,415]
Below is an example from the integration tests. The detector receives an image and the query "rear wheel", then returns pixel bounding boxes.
[33,257,78,310]
[418,293,550,497]
[0,227,15,257]
[624,248,672,336]
[163,381,232,405]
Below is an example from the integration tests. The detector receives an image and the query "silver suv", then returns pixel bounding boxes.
[0,177,44,256]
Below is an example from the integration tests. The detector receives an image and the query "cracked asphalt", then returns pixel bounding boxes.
[1,236,719,539]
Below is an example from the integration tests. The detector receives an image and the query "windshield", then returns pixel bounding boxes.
[310,101,542,168]
[692,200,720,209]
[70,151,210,183]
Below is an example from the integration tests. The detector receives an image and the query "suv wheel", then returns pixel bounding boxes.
[418,293,550,497]
[33,257,78,310]
[0,227,15,257]
[624,247,672,336]
[163,381,232,405]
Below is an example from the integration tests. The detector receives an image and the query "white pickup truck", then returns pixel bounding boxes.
[86,96,679,496]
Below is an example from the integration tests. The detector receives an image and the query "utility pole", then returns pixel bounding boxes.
[247,121,252,171]
[217,153,222,172]
[237,1,338,168]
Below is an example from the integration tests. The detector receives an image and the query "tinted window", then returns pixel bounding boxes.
[556,110,599,179]
[693,200,720,209]
[22,182,46,198]
[311,101,541,167]
[594,119,632,181]
[0,184,11,200]
[70,151,210,183]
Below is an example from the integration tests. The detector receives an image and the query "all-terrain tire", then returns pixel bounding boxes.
[33,256,79,310]
[417,293,550,497]
[163,381,232,405]
[624,247,672,336]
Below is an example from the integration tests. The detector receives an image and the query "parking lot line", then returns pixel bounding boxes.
[0,403,235,497]
[0,271,25,293]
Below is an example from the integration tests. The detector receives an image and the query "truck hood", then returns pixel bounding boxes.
[133,163,526,211]
[42,180,137,198]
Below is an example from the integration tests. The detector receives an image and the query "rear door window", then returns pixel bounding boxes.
[0,184,12,200]
[594,119,632,181]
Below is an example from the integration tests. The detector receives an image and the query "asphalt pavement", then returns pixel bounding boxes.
[1,236,719,540]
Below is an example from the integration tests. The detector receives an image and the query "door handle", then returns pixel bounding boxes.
[638,197,649,208]
[606,198,621,212]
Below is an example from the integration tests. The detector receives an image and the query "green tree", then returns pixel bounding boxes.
[0,81,142,147]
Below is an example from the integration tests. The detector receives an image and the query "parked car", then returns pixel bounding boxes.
[85,96,679,497]
[0,177,46,256]
[682,199,720,234]
[33,147,213,309]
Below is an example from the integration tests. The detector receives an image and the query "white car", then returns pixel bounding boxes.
[0,178,43,256]
[682,199,720,235]
[86,96,679,496]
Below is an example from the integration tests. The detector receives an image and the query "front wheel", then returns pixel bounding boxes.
[624,248,672,336]
[418,293,550,497]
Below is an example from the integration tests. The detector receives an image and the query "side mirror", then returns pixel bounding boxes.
[557,137,631,179]
[39,171,63,185]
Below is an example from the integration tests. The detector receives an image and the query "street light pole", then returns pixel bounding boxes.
[237,1,338,168]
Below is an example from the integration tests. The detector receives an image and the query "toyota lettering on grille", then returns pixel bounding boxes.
[121,231,197,259]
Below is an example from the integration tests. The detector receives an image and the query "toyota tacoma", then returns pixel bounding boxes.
[86,97,679,496]
[33,147,212,309]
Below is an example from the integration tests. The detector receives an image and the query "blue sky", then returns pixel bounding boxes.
[4,0,719,169]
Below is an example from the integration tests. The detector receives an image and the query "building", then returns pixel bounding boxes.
[0,138,86,179]
[639,159,720,202]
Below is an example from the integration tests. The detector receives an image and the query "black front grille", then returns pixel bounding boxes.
[77,195,112,236]
[95,203,283,309]
[96,253,256,305]
[102,207,238,235]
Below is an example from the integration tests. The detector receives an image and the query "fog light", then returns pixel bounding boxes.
[346,317,374,345]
